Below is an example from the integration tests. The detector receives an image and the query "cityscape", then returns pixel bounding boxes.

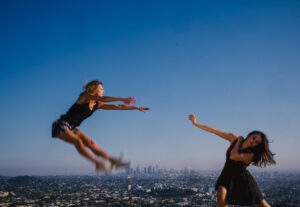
[0,166,299,207]
[1,1,300,207]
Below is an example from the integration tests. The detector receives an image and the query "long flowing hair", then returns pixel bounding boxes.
[245,131,276,167]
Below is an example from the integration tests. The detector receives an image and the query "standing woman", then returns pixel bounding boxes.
[52,80,150,171]
[189,114,275,207]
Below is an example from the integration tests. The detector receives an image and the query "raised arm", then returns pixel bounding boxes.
[98,103,150,113]
[189,114,238,143]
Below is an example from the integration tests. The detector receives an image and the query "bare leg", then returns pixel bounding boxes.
[217,186,228,207]
[256,199,271,207]
[76,131,116,163]
[56,129,101,166]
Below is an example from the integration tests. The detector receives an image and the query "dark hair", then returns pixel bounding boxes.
[245,131,276,168]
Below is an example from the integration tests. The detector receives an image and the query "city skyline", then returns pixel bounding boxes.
[1,171,299,206]
[1,0,300,175]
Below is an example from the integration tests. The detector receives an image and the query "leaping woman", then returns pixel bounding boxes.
[52,80,150,171]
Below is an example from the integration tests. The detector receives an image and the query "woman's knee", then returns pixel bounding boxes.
[257,200,271,207]
[217,186,226,198]
[217,186,227,206]
[86,139,96,148]
[74,138,85,149]
[76,132,95,147]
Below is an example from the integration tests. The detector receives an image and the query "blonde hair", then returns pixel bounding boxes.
[84,80,102,95]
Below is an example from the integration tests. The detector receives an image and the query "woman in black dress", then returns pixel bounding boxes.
[52,80,150,171]
[189,114,275,207]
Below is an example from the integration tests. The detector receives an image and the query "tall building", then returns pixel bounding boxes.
[148,166,152,174]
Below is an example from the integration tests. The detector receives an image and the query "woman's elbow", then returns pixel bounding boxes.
[228,133,239,140]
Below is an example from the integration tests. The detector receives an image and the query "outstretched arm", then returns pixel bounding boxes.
[100,96,135,104]
[230,136,254,163]
[78,92,136,104]
[98,103,151,113]
[189,114,238,143]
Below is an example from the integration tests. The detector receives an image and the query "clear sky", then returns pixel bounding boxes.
[1,0,300,176]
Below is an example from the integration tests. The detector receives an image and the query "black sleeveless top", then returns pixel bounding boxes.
[60,101,98,127]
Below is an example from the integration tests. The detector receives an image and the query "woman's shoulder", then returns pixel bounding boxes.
[229,138,238,146]
[76,92,89,104]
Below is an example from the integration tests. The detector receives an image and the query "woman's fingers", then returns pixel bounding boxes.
[189,114,195,120]
[139,107,151,113]
[123,97,136,105]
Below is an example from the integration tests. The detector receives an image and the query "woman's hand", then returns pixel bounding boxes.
[189,114,197,125]
[237,136,244,142]
[138,107,151,113]
[230,136,254,163]
[122,97,136,105]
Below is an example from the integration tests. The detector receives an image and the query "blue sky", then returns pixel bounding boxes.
[0,0,299,175]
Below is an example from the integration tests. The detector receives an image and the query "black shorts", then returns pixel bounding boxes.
[52,119,79,138]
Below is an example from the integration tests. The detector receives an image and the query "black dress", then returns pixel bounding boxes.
[215,139,264,205]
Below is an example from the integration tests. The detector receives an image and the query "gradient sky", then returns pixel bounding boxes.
[1,0,300,176]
